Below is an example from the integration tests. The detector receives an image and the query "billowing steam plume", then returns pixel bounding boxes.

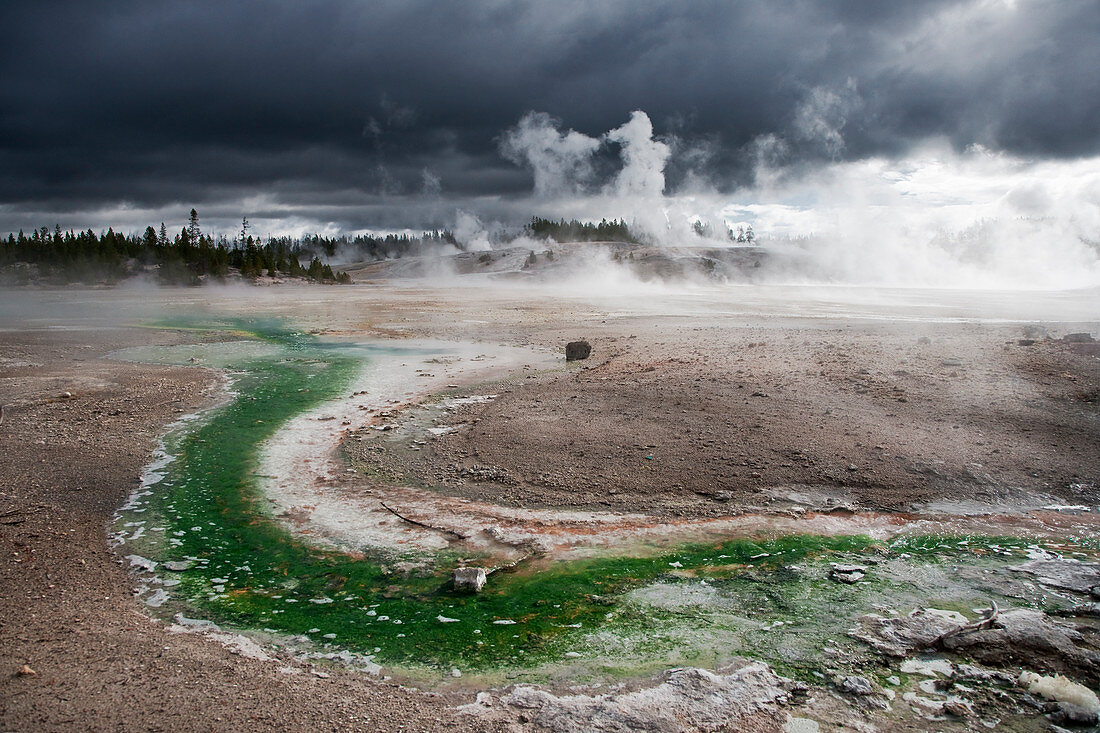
[499,109,670,201]
[605,111,671,198]
[499,112,601,197]
[494,98,1100,290]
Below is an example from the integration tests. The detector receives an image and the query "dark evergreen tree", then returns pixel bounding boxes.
[188,209,201,243]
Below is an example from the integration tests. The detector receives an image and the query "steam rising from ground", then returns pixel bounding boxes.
[730,143,1100,289]
[499,112,601,197]
[494,107,1100,291]
[605,111,671,199]
[9,104,1096,292]
[499,109,671,200]
[452,211,494,253]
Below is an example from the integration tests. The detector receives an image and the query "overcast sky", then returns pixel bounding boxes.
[1,0,1098,236]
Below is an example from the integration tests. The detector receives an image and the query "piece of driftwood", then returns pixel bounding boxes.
[379,501,468,540]
[931,601,1001,648]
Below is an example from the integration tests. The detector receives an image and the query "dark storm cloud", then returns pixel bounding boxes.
[1,0,1097,231]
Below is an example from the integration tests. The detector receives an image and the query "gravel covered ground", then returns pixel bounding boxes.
[0,324,506,732]
[357,317,1100,518]
[1,282,1097,731]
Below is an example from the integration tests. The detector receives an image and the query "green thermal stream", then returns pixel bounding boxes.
[114,318,1098,682]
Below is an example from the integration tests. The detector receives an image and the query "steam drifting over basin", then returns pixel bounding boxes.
[5,3,1100,730]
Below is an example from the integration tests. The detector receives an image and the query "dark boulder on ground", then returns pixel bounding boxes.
[566,340,592,361]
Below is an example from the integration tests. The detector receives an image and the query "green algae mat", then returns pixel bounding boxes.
[112,318,1099,683]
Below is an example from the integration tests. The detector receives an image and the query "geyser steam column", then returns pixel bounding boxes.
[499,109,673,234]
[605,110,671,199]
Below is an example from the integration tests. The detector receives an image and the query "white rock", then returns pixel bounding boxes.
[496,663,790,731]
[1019,671,1100,714]
[784,717,820,733]
[126,555,157,572]
[901,658,955,677]
[453,567,487,593]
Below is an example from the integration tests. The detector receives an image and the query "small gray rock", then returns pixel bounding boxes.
[1054,701,1099,727]
[943,699,971,717]
[850,609,967,657]
[164,560,193,572]
[839,675,875,695]
[1063,333,1095,343]
[566,340,592,361]
[453,566,487,593]
[1068,602,1100,617]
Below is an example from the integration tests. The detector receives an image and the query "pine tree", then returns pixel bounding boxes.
[188,209,201,243]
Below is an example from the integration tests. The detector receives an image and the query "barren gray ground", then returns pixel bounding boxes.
[1,283,1097,732]
[0,325,497,732]
[356,318,1100,518]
